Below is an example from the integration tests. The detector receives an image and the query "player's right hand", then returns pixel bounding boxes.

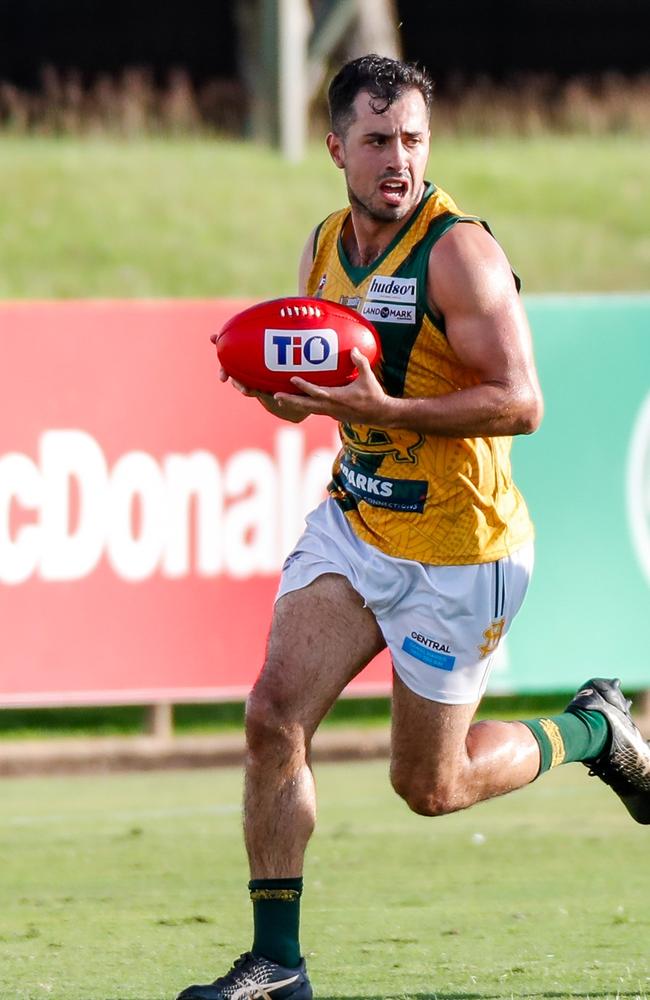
[219,367,307,423]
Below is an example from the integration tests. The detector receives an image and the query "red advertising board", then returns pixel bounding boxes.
[0,301,391,707]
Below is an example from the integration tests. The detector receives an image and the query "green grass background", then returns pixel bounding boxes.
[1,762,649,1000]
[0,134,648,298]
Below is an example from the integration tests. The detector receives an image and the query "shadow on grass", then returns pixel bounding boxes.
[314,993,646,1000]
[101,993,649,1000]
[101,990,649,1000]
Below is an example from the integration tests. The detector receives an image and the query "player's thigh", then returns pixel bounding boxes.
[384,545,533,776]
[252,572,386,736]
[390,668,478,786]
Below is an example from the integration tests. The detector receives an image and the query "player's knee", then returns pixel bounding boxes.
[391,765,465,817]
[404,782,464,817]
[245,672,305,760]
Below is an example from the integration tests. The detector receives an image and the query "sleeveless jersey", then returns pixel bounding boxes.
[306,181,534,565]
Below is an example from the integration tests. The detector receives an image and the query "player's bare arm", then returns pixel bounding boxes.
[276,224,543,437]
[391,222,544,435]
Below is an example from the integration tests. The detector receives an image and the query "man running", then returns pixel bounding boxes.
[177,54,650,1000]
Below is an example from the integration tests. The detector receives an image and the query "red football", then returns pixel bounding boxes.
[214,296,380,394]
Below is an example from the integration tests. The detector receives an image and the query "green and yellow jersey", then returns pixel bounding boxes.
[307,181,534,565]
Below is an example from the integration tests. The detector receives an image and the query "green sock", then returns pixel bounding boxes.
[522,708,610,775]
[249,877,303,968]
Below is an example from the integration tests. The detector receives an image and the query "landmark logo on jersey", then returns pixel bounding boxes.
[367,275,417,303]
[362,301,416,325]
[264,328,338,372]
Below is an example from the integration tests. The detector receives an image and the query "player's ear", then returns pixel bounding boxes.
[326,132,345,169]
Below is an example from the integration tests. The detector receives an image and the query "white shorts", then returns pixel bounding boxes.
[276,499,533,705]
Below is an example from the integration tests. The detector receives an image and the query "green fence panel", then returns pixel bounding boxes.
[489,295,650,694]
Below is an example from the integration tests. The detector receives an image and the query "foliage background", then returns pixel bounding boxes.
[1,133,648,299]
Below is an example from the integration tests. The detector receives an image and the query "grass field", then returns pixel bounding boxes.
[1,762,649,1000]
[0,134,648,297]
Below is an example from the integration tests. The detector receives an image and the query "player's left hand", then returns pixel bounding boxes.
[273,349,396,426]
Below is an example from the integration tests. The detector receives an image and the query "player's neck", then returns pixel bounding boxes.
[345,203,419,268]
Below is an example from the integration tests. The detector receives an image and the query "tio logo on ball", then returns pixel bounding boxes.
[264,327,339,372]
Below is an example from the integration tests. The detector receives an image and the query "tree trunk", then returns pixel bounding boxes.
[348,0,402,60]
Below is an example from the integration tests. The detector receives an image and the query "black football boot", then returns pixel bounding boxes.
[566,677,650,824]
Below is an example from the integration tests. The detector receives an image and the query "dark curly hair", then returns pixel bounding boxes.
[328,54,434,136]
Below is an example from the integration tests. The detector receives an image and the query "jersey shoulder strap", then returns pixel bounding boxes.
[312,210,347,259]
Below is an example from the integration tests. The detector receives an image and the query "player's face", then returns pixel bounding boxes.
[327,88,430,225]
